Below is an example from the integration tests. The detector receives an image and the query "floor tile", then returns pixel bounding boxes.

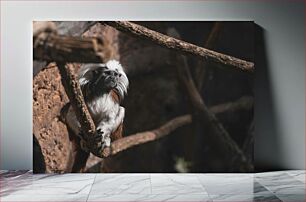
[141,194,211,202]
[90,174,151,195]
[1,173,96,196]
[211,194,284,202]
[88,194,211,201]
[0,194,88,202]
[255,171,295,181]
[253,194,282,201]
[198,174,254,195]
[253,181,283,201]
[275,194,305,202]
[150,174,207,195]
[256,173,305,195]
[1,170,306,202]
[286,170,305,183]
[210,194,254,201]
[254,181,274,195]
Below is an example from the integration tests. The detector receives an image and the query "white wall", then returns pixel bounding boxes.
[1,0,304,170]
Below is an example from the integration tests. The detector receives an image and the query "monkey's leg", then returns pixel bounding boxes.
[96,107,125,147]
[63,106,90,173]
[71,148,90,173]
[65,128,90,173]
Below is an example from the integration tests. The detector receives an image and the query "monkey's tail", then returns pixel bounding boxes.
[66,131,90,173]
[71,148,90,173]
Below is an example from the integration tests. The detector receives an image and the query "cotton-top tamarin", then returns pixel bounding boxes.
[64,60,129,172]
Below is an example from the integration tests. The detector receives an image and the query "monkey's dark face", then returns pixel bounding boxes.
[78,60,129,100]
[91,67,122,91]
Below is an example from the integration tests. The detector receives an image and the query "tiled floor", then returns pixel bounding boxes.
[0,170,305,201]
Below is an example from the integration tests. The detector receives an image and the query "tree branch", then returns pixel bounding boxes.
[99,96,253,158]
[33,30,108,63]
[209,96,253,114]
[103,21,254,73]
[101,115,192,157]
[196,22,223,90]
[33,23,110,159]
[57,63,104,157]
[167,28,252,172]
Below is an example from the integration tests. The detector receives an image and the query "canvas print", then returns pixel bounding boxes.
[33,21,254,173]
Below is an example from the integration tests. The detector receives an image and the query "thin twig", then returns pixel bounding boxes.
[99,95,253,158]
[102,115,192,157]
[103,21,254,73]
[87,96,253,171]
[167,28,252,172]
[210,96,253,114]
[196,22,223,90]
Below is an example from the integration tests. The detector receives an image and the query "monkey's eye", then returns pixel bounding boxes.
[93,69,99,75]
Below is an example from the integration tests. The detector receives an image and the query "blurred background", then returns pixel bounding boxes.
[33,21,254,173]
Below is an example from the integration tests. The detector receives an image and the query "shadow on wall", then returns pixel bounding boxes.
[254,24,283,172]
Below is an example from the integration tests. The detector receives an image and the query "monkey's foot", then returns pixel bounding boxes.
[94,128,111,150]
[80,139,90,153]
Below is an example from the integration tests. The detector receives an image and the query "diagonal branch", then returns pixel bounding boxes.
[101,115,192,157]
[210,96,253,114]
[167,28,252,172]
[100,96,253,158]
[33,23,107,157]
[103,21,254,73]
[57,63,103,157]
[195,22,223,90]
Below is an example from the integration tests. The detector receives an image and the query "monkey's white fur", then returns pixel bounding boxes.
[65,60,128,150]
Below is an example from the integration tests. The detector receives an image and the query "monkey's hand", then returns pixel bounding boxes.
[76,130,107,153]
[95,106,125,150]
[93,127,110,150]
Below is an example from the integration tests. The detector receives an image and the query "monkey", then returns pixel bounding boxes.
[63,60,129,172]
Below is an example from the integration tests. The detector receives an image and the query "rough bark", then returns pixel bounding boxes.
[33,23,121,172]
[100,95,253,158]
[34,33,108,63]
[55,21,96,37]
[102,115,192,157]
[56,63,103,157]
[33,63,71,173]
[86,95,253,171]
[103,21,254,73]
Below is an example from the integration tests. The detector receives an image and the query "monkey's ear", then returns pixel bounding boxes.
[78,63,107,86]
[78,65,94,86]
[79,76,90,87]
[100,63,107,68]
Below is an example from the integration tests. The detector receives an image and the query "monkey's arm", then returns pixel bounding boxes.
[96,106,125,147]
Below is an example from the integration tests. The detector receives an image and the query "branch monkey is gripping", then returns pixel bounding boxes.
[65,60,129,172]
